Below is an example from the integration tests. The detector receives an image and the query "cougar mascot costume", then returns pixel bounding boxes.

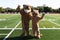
[16,5,32,36]
[32,9,45,38]
[16,5,45,38]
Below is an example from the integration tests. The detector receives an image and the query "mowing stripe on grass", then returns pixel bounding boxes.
[48,20,60,26]
[43,26,46,28]
[52,26,56,28]
[3,21,21,40]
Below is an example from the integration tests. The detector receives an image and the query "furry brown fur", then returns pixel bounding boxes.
[16,5,45,38]
[32,9,45,38]
[19,5,32,36]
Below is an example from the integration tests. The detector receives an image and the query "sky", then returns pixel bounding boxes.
[0,0,60,9]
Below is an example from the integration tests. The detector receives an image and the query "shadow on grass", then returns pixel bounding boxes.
[0,35,39,40]
[0,38,4,40]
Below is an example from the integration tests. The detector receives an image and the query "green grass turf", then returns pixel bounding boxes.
[45,14,60,25]
[18,14,60,28]
[0,14,60,40]
[0,14,60,28]
[0,30,60,40]
[0,30,11,38]
[0,14,21,28]
[40,20,60,28]
[0,30,11,34]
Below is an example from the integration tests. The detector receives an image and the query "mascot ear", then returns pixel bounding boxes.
[23,5,26,7]
[23,4,27,9]
[16,5,20,11]
[23,4,32,9]
[18,5,20,7]
[16,5,22,11]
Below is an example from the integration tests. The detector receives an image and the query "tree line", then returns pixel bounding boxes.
[37,6,60,13]
[0,6,60,13]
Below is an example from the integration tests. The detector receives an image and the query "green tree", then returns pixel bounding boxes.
[58,8,60,13]
[43,6,52,13]
[0,7,3,11]
[37,6,44,12]
[0,7,5,13]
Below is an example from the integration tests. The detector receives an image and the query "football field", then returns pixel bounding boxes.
[0,13,60,40]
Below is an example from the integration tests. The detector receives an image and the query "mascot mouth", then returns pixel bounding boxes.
[24,9,31,13]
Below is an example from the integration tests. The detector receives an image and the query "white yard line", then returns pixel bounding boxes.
[0,34,7,35]
[1,28,60,30]
[3,21,21,40]
[48,20,60,26]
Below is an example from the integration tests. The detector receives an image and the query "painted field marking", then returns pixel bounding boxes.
[48,20,60,26]
[0,34,7,35]
[45,15,60,26]
[1,28,60,30]
[41,18,60,26]
[3,21,21,40]
[0,19,7,21]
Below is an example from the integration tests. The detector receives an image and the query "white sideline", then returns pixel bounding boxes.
[3,21,21,40]
[48,20,60,26]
